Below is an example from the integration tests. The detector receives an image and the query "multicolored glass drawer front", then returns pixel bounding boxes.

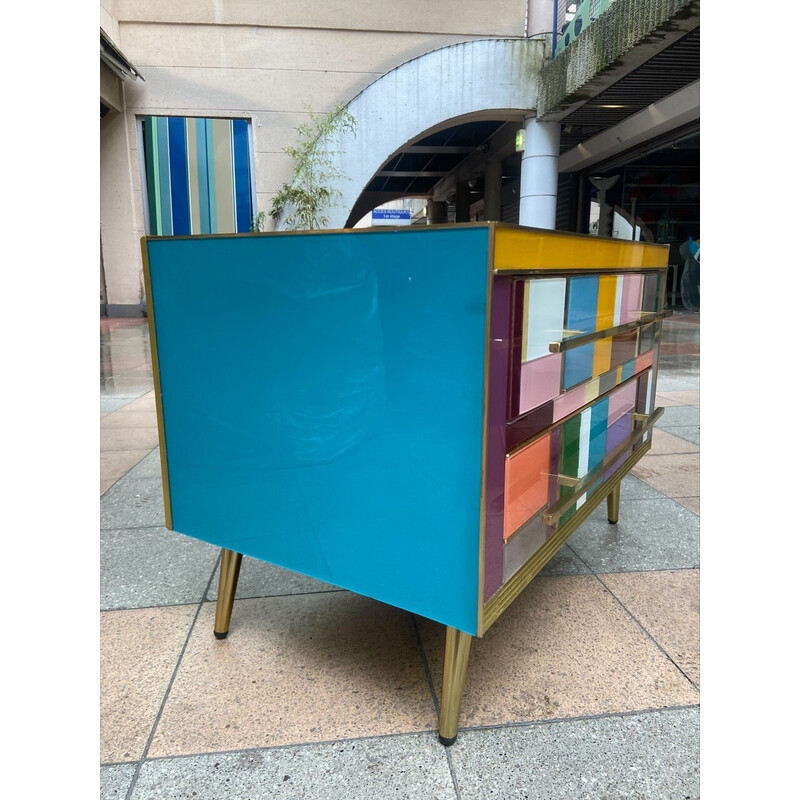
[483,267,666,602]
[511,271,663,422]
[501,371,654,584]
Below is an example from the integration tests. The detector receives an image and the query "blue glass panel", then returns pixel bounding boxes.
[563,276,599,389]
[566,275,599,331]
[563,343,594,390]
[621,358,636,382]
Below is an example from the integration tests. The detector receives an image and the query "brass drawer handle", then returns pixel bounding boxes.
[542,406,664,526]
[548,310,672,354]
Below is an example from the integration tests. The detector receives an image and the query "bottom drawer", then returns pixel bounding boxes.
[501,371,654,585]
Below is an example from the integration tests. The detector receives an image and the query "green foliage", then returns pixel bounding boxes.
[269,104,357,230]
[250,210,267,232]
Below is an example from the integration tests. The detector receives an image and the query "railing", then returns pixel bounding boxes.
[552,0,617,58]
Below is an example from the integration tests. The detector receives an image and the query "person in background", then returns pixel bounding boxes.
[679,236,700,311]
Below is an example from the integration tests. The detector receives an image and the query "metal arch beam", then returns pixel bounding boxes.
[431,122,520,202]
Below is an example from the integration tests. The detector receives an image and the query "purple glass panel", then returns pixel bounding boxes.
[604,413,633,477]
[545,426,560,539]
[608,380,637,426]
[507,280,526,418]
[484,277,514,601]
[505,400,555,452]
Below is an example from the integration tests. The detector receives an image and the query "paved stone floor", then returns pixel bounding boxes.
[100,310,700,799]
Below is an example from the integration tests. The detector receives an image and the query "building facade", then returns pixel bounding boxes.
[100,0,699,315]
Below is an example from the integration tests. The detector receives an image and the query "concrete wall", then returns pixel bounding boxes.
[100,1,534,310]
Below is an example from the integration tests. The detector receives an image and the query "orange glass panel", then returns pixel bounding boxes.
[504,433,551,539]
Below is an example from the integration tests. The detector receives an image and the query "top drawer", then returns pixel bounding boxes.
[509,271,664,424]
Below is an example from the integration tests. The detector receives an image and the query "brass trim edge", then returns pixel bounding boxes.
[548,310,672,354]
[140,237,173,530]
[480,438,652,635]
[476,223,497,637]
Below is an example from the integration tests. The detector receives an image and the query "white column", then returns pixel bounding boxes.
[519,115,560,229]
[526,0,554,38]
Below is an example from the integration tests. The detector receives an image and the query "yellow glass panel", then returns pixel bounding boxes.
[584,377,600,404]
[493,227,669,271]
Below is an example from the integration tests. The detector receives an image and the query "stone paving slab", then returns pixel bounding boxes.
[101,450,156,495]
[101,527,219,610]
[100,764,136,799]
[124,448,162,480]
[148,595,437,757]
[449,707,700,800]
[101,476,168,529]
[101,605,198,764]
[602,569,700,687]
[132,734,457,800]
[567,497,699,572]
[632,453,700,500]
[420,575,699,730]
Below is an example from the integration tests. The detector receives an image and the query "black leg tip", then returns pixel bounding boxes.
[214,630,228,639]
[607,519,618,525]
[438,734,457,747]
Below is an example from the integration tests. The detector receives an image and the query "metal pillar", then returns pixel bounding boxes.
[427,200,447,225]
[483,161,502,221]
[455,181,471,222]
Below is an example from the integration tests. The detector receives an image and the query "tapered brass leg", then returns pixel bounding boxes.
[214,549,243,639]
[438,626,472,746]
[607,483,621,524]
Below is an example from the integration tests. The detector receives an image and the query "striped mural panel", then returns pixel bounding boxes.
[142,116,254,236]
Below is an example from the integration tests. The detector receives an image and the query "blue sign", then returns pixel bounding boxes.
[371,208,412,225]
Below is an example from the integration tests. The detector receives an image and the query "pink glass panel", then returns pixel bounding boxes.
[619,274,644,323]
[519,353,562,415]
[607,381,637,426]
[553,381,586,423]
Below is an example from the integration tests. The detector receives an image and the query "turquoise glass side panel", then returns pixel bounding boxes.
[146,227,490,635]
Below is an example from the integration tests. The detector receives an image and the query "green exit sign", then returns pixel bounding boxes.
[515,129,525,152]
